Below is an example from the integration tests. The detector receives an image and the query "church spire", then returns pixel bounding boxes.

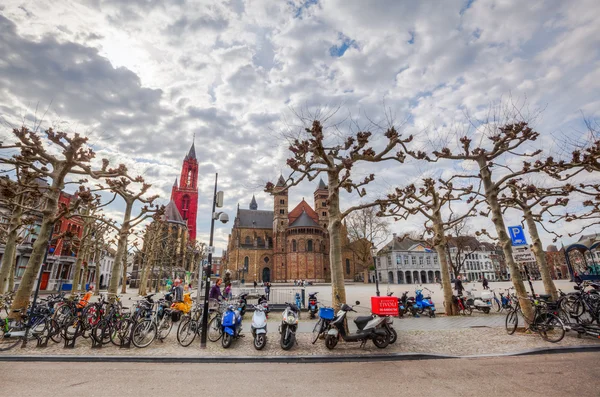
[249,195,258,210]
[185,134,196,160]
[276,174,286,187]
[173,178,178,187]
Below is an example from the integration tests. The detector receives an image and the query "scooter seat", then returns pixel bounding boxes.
[354,316,373,326]
[537,294,552,301]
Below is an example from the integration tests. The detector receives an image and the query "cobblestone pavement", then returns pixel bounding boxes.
[2,323,599,358]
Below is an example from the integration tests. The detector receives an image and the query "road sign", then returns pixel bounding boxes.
[508,225,527,246]
[512,245,536,264]
[208,246,215,254]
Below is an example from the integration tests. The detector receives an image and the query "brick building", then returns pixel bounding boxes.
[170,142,198,240]
[223,177,358,283]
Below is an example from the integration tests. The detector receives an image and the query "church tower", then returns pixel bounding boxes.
[171,141,199,240]
[273,175,288,280]
[314,177,329,229]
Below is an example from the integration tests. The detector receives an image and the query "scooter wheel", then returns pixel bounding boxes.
[280,334,295,350]
[325,334,338,350]
[222,333,233,348]
[387,327,397,344]
[254,334,267,350]
[483,308,490,314]
[372,334,389,349]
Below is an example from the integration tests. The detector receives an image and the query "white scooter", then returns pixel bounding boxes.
[466,288,492,314]
[251,303,268,350]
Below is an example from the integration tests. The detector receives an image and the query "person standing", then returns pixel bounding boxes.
[224,283,232,300]
[209,278,223,302]
[171,278,184,302]
[482,277,489,290]
[265,282,271,301]
[253,280,257,289]
[454,276,464,297]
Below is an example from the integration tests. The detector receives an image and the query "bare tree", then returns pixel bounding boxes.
[0,127,127,313]
[344,207,390,277]
[379,178,480,315]
[266,116,422,308]
[445,219,480,278]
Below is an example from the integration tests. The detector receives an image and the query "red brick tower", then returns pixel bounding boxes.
[171,142,198,240]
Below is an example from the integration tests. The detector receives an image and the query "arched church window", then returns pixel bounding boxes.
[245,236,251,246]
[346,259,351,274]
[243,256,249,271]
[292,240,297,252]
[307,240,313,252]
[187,169,193,187]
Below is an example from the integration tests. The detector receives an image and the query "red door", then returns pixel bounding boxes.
[40,272,50,290]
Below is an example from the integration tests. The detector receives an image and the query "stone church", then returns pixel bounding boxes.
[224,176,360,283]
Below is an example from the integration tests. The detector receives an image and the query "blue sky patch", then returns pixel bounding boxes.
[329,34,356,57]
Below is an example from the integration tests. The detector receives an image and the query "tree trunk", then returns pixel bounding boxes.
[70,243,86,296]
[327,172,346,310]
[0,197,24,293]
[478,158,534,320]
[108,202,132,299]
[10,187,59,314]
[433,215,457,315]
[8,258,15,292]
[523,207,558,300]
[121,251,128,294]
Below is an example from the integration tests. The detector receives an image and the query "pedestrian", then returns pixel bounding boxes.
[253,280,257,289]
[265,282,271,300]
[209,278,223,302]
[482,277,489,290]
[224,283,232,300]
[171,278,184,302]
[454,275,464,297]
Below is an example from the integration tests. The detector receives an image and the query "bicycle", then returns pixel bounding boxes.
[207,300,229,342]
[505,294,565,343]
[0,303,58,351]
[131,296,173,348]
[311,305,334,344]
[176,301,204,347]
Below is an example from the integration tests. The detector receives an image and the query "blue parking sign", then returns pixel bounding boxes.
[508,225,527,246]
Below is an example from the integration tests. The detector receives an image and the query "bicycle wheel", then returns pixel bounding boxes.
[91,320,112,345]
[207,315,222,342]
[53,305,73,327]
[537,313,565,343]
[157,314,173,341]
[492,298,501,312]
[505,310,518,335]
[177,318,197,347]
[311,318,323,344]
[110,318,132,346]
[132,319,157,348]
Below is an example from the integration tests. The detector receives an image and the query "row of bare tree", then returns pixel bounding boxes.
[270,107,600,318]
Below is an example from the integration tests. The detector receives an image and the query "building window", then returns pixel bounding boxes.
[243,256,249,270]
[346,259,351,274]
[280,209,285,214]
[419,257,423,265]
[404,256,409,265]
[434,256,438,264]
[412,256,416,265]
[245,236,251,245]
[426,257,431,265]
[322,212,326,216]
[280,199,285,204]
[307,240,313,252]
[322,201,327,207]
[396,255,401,265]
[292,240,297,252]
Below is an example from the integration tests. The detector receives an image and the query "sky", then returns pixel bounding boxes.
[1,0,599,253]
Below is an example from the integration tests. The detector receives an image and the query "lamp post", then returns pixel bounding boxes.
[200,173,228,349]
[371,246,380,297]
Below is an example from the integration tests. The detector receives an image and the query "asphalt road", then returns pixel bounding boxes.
[1,352,597,397]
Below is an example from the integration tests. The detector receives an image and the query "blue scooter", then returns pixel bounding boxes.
[413,287,436,318]
[221,304,243,348]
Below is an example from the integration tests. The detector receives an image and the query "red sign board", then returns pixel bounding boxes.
[371,296,399,316]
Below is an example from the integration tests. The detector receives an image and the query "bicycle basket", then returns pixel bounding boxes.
[319,307,334,320]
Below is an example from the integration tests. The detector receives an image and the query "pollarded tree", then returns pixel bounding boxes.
[498,179,571,299]
[433,122,561,320]
[344,207,390,279]
[266,118,425,308]
[444,219,480,279]
[0,127,127,312]
[378,178,481,315]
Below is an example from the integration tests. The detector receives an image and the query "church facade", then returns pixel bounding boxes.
[170,142,199,240]
[223,177,360,283]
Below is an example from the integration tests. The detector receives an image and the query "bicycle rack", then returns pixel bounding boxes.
[119,321,134,349]
[36,322,60,348]
[63,321,83,349]
[570,322,600,339]
[90,324,107,349]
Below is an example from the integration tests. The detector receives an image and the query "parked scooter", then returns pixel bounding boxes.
[251,303,268,350]
[325,300,390,349]
[238,293,249,316]
[413,287,436,318]
[308,292,319,319]
[221,304,243,348]
[465,288,492,314]
[279,301,299,350]
[387,290,411,318]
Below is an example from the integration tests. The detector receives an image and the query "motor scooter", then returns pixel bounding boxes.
[413,287,436,318]
[238,293,249,316]
[308,292,319,319]
[387,290,410,318]
[279,301,299,350]
[465,288,492,314]
[221,304,243,348]
[325,300,389,350]
[251,303,268,350]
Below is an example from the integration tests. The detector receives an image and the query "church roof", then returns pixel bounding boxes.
[185,142,196,160]
[237,209,273,229]
[288,199,319,225]
[288,210,320,228]
[317,178,327,190]
[249,195,258,210]
[276,175,286,187]
[173,178,178,187]
[164,200,186,225]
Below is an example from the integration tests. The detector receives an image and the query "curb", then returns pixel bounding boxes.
[0,345,599,364]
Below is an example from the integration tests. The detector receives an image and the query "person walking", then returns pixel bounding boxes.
[482,277,489,290]
[224,283,232,300]
[253,280,257,289]
[265,282,271,301]
[209,278,223,302]
[454,275,464,297]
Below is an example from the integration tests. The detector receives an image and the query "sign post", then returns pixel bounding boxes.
[508,225,535,296]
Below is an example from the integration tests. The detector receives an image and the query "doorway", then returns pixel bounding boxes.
[262,267,271,283]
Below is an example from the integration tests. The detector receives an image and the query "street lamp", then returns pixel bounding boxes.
[200,173,228,349]
[371,245,380,297]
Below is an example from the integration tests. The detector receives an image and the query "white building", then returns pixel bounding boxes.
[98,248,116,289]
[447,238,497,281]
[374,234,441,284]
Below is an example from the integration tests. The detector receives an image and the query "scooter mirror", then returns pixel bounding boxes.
[355,300,360,305]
